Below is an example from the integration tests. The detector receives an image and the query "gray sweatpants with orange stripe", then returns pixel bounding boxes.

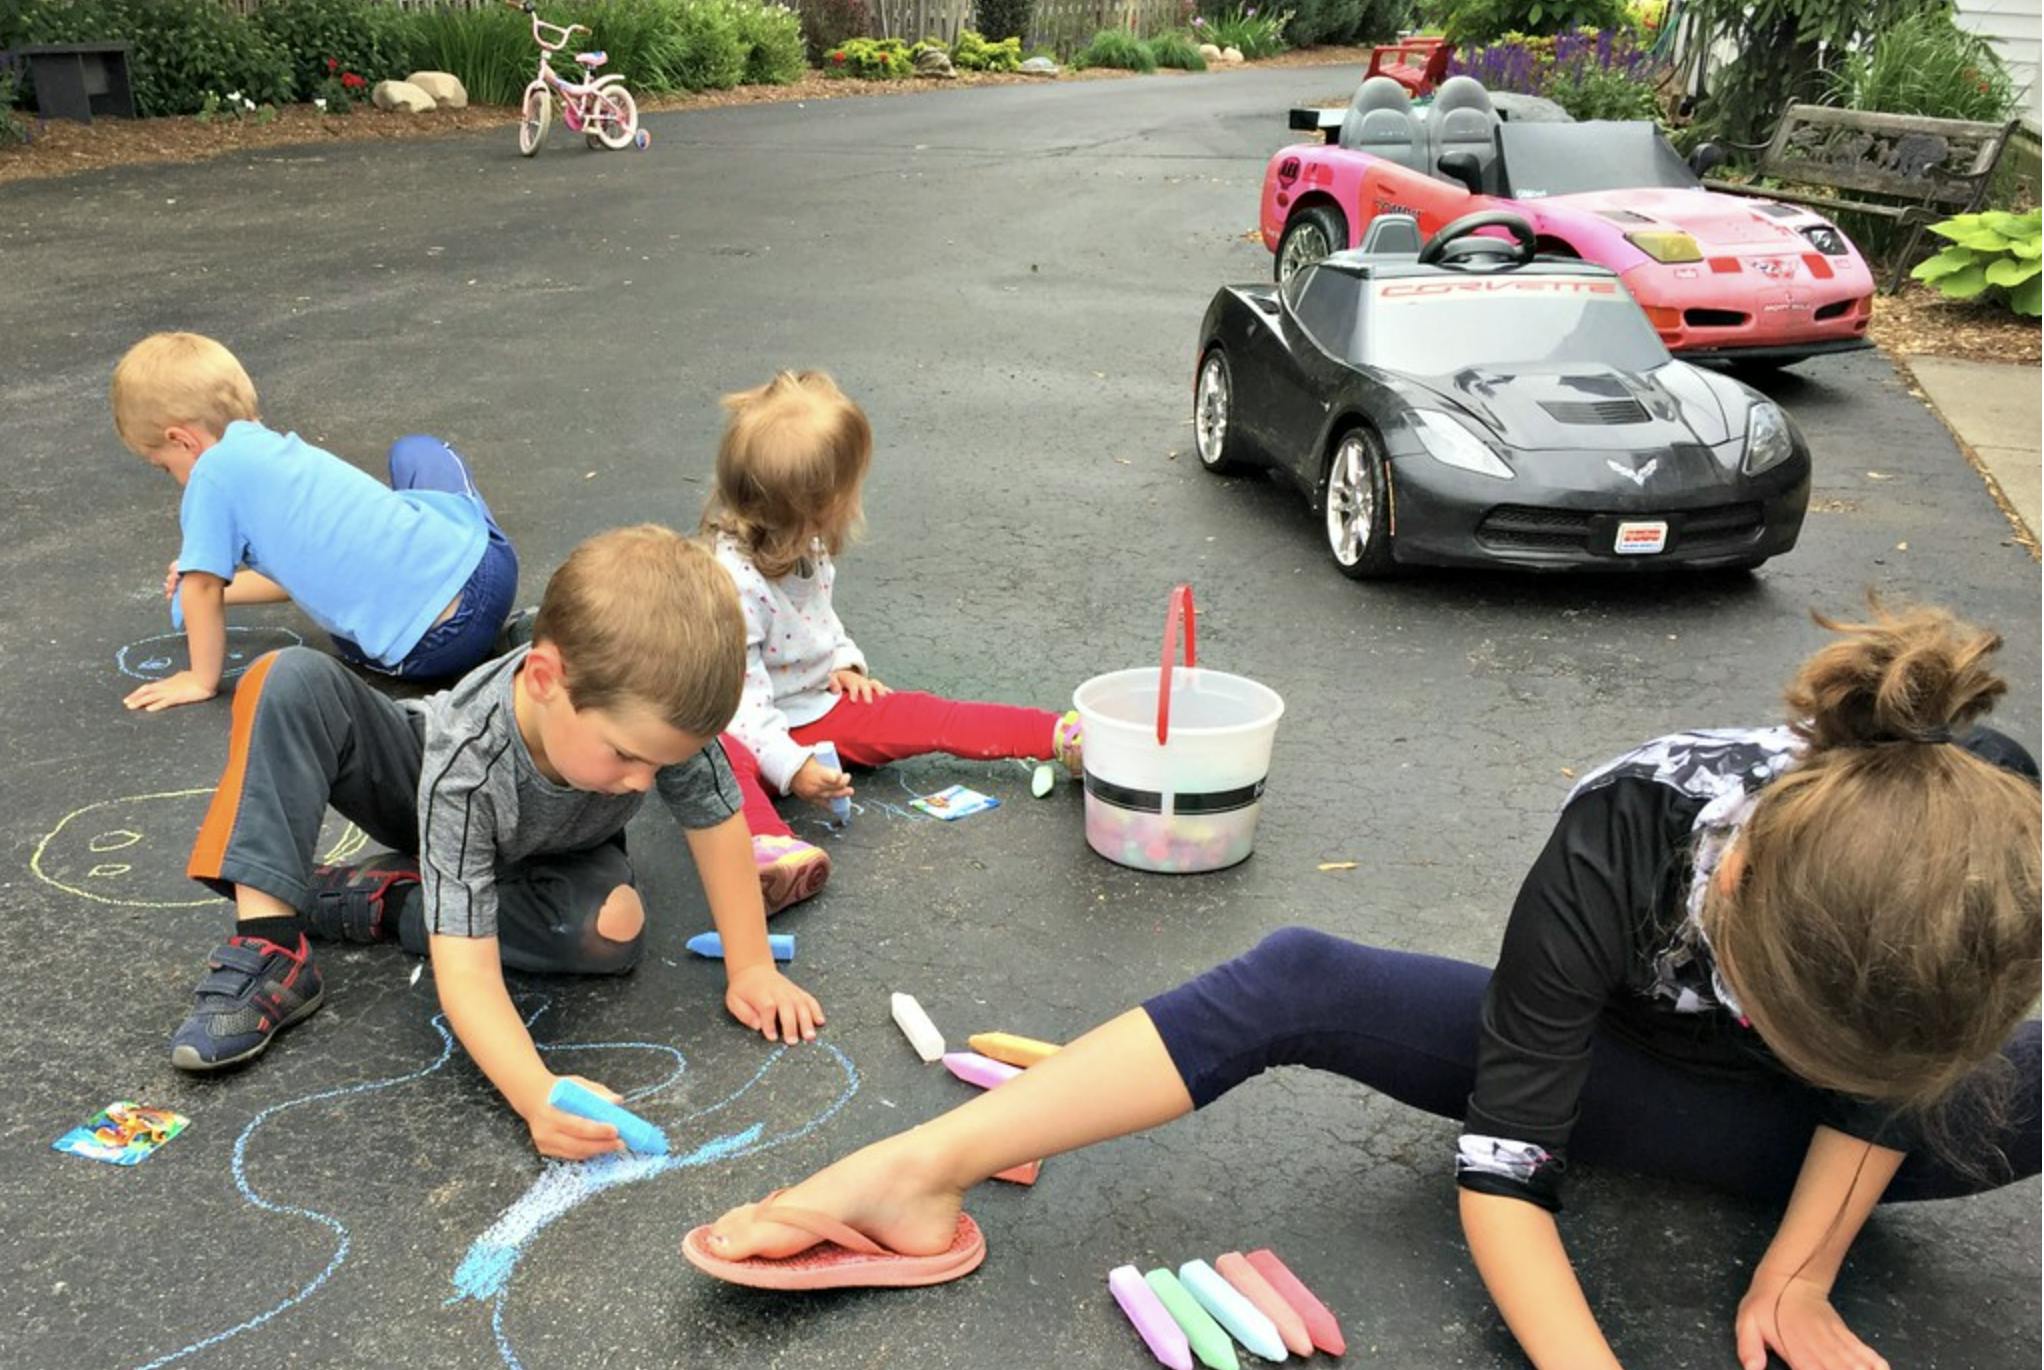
[186,648,640,974]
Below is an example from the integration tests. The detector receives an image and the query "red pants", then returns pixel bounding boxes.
[722,690,1060,839]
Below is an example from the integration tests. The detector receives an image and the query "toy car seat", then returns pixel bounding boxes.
[1359,213,1423,255]
[1339,76,1427,173]
[1428,76,1501,193]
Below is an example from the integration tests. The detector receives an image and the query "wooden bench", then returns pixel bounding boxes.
[1704,103,2021,293]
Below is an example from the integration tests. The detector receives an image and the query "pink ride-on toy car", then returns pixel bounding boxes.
[1264,75,1877,369]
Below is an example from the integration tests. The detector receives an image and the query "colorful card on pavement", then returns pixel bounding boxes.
[53,1101,190,1166]
[910,785,1001,821]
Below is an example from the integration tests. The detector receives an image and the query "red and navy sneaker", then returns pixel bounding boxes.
[304,855,420,944]
[169,934,325,1072]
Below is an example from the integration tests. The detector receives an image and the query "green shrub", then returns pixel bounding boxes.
[251,0,410,101]
[1200,4,1291,57]
[406,4,532,105]
[1546,60,1657,118]
[0,51,29,142]
[798,0,868,56]
[951,27,1022,70]
[1437,0,1624,45]
[822,34,912,76]
[1347,0,1411,41]
[974,0,1032,42]
[2,0,291,115]
[1912,209,2042,316]
[1828,11,2016,124]
[732,0,806,82]
[1074,28,1156,70]
[667,0,747,88]
[552,0,686,92]
[1286,0,1359,47]
[1147,30,1208,68]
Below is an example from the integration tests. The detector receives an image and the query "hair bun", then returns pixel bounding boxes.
[1786,599,2007,753]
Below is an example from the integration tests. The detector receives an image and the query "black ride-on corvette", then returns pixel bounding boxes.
[1192,210,1813,578]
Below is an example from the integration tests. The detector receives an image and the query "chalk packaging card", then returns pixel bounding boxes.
[54,1101,190,1166]
[910,785,1001,820]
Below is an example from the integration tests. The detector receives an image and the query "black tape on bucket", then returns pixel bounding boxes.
[1083,773,1266,816]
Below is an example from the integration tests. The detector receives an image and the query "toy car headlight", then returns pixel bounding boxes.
[1626,230,1703,264]
[1413,411,1512,479]
[1744,401,1795,475]
[1800,223,1849,256]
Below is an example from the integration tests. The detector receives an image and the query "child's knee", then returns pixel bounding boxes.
[257,645,348,709]
[577,885,644,975]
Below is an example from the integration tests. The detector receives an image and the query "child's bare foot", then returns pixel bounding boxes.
[703,1134,963,1261]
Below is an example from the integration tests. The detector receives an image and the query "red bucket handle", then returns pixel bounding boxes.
[1157,584,1197,744]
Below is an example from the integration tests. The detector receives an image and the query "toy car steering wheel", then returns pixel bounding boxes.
[1418,211,1537,268]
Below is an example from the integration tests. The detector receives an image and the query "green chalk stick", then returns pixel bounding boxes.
[1145,1268,1240,1370]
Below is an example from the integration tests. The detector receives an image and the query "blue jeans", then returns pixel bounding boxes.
[1144,927,2042,1206]
[333,435,519,681]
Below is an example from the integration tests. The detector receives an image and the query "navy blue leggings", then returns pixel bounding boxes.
[331,435,519,680]
[1144,928,2042,1205]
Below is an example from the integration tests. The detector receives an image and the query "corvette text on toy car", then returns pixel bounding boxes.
[1265,75,1875,368]
[1195,211,1813,577]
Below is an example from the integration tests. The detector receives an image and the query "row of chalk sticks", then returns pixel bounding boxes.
[886,1004,1347,1366]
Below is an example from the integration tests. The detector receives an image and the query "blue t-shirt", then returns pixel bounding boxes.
[173,421,487,665]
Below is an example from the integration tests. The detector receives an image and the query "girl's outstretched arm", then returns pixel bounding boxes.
[1734,1126,1901,1370]
[1460,1190,1624,1369]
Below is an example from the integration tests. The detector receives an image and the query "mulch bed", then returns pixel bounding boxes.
[0,50,1374,187]
[1868,283,2041,364]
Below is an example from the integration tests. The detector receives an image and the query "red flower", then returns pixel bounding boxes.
[341,71,366,89]
[326,57,338,71]
[830,50,845,62]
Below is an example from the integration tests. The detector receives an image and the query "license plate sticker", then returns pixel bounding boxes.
[1615,520,1669,555]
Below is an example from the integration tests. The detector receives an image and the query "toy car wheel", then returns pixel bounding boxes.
[1321,427,1394,578]
[1276,205,1347,283]
[1194,348,1250,475]
[518,84,551,157]
[588,85,639,150]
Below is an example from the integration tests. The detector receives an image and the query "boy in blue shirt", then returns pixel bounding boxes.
[111,332,519,710]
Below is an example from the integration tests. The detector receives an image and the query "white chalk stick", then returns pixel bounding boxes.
[891,991,946,1062]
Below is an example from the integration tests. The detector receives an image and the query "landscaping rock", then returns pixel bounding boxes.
[1221,46,1244,64]
[372,80,437,114]
[405,71,467,108]
[915,48,957,77]
[1198,42,1222,61]
[1019,55,1059,76]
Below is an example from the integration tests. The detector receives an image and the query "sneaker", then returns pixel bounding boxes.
[169,934,325,1072]
[754,834,830,915]
[1052,709,1085,776]
[305,855,419,944]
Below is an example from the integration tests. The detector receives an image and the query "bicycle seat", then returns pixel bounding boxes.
[575,50,607,67]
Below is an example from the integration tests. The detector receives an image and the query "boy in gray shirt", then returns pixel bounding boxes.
[174,525,823,1159]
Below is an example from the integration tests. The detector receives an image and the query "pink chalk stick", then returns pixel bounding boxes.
[942,1051,1023,1090]
[1110,1264,1195,1370]
[992,1159,1042,1185]
[1216,1251,1315,1357]
[1245,1248,1345,1357]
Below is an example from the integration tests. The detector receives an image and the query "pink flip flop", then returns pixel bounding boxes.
[681,1195,986,1291]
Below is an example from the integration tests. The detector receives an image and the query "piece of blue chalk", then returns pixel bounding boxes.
[546,1079,669,1155]
[812,741,852,824]
[685,932,795,962]
[1180,1259,1288,1362]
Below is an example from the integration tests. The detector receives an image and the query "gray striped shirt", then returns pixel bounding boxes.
[409,647,740,938]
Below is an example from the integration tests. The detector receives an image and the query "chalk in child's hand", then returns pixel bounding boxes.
[685,932,795,962]
[546,1079,669,1155]
[1145,1267,1240,1370]
[1110,1264,1194,1370]
[890,992,945,1062]
[811,742,851,825]
[968,1031,1061,1068]
[1179,1259,1288,1363]
[942,1050,1022,1090]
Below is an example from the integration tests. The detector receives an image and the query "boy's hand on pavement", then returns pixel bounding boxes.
[163,560,180,600]
[124,670,217,712]
[519,1074,628,1161]
[789,756,853,806]
[827,669,890,704]
[726,964,824,1044]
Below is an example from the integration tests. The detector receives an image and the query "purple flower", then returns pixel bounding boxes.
[1244,5,1256,14]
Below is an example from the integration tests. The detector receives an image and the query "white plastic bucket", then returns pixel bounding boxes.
[1074,587,1285,873]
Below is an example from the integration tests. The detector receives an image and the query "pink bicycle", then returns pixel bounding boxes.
[510,0,646,156]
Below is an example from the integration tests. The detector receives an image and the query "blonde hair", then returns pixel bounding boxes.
[530,524,746,736]
[1704,600,2041,1126]
[699,370,872,580]
[110,332,260,452]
